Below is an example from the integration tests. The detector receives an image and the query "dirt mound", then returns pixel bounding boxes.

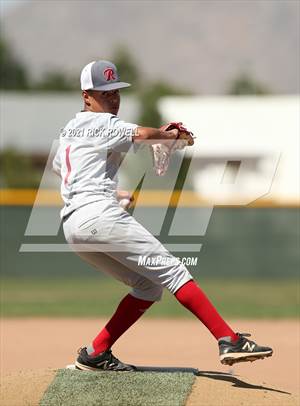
[1,368,299,406]
[0,369,56,406]
[187,372,299,406]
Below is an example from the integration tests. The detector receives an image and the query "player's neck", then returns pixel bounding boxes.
[83,104,106,113]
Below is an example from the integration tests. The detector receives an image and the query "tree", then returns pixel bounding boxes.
[34,71,77,91]
[0,149,42,188]
[0,34,29,90]
[112,45,140,91]
[137,81,193,128]
[228,73,270,95]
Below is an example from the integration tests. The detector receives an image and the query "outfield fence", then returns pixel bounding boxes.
[0,190,298,278]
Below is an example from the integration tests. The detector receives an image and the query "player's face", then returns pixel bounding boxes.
[83,89,120,115]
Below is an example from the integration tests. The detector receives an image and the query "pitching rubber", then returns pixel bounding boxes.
[65,364,76,370]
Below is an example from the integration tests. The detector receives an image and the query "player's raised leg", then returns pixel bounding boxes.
[174,280,273,365]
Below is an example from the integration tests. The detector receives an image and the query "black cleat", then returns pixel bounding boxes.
[219,333,273,366]
[75,347,136,372]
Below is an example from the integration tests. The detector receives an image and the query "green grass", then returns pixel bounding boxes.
[40,369,195,406]
[1,277,299,318]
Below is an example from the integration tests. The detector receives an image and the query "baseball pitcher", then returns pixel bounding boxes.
[53,60,273,371]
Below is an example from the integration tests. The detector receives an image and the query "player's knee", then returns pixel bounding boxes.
[162,264,193,294]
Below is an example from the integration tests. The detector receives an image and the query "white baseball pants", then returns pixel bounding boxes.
[63,200,193,301]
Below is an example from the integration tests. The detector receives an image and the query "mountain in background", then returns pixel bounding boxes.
[1,0,299,94]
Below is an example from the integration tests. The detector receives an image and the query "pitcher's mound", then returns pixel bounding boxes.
[1,368,299,406]
[0,369,56,406]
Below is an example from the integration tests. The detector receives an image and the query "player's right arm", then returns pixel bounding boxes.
[132,127,179,144]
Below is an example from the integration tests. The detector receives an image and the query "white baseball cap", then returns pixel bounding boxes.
[80,60,131,91]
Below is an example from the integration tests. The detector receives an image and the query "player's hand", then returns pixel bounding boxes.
[116,190,134,209]
[167,129,179,139]
[160,122,194,146]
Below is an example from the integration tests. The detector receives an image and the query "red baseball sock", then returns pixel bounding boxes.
[91,294,154,355]
[175,280,238,342]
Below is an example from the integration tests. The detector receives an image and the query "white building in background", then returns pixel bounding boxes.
[0,92,139,188]
[0,92,139,154]
[159,96,300,205]
[1,93,299,204]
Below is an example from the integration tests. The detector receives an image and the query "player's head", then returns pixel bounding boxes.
[80,60,131,115]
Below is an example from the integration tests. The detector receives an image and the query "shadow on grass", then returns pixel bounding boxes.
[134,366,291,396]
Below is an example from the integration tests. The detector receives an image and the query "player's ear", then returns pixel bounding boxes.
[82,90,91,106]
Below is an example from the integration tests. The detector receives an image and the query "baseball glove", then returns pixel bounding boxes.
[160,122,194,146]
[151,122,195,176]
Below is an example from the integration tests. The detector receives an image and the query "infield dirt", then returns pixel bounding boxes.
[1,318,299,405]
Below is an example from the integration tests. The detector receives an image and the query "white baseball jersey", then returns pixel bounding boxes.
[53,111,138,219]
